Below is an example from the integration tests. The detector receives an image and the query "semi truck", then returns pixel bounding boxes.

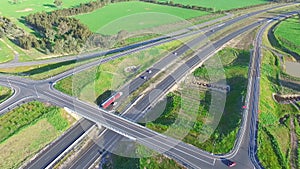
[101,92,123,109]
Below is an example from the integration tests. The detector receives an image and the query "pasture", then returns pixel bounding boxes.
[158,0,269,10]
[0,0,90,27]
[274,16,300,54]
[75,1,209,34]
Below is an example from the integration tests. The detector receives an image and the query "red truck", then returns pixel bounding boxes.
[101,92,123,109]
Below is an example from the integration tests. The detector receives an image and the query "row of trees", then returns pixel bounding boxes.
[140,0,298,13]
[51,0,134,17]
[0,16,39,50]
[140,0,217,13]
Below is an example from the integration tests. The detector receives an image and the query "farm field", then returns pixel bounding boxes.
[75,1,209,34]
[158,0,269,10]
[274,16,300,55]
[0,0,91,29]
[146,47,250,153]
[0,101,76,169]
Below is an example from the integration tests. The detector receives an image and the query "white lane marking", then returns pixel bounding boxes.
[48,92,216,166]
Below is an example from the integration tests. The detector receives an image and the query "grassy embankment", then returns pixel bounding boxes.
[274,16,300,55]
[257,48,299,169]
[54,39,184,102]
[256,19,300,169]
[0,39,14,63]
[0,101,76,169]
[107,153,185,169]
[104,47,250,168]
[145,47,250,153]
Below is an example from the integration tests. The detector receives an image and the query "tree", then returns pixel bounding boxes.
[57,21,70,35]
[54,0,63,7]
[0,28,4,38]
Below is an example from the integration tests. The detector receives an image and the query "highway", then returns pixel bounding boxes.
[0,14,232,69]
[22,119,94,169]
[0,3,289,69]
[48,11,298,168]
[0,20,261,169]
[0,4,298,169]
[212,10,300,169]
[61,9,300,169]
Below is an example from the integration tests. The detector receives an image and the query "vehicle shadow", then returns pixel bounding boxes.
[221,158,230,166]
[95,90,113,105]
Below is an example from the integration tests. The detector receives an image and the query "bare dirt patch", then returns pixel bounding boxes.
[16,8,33,13]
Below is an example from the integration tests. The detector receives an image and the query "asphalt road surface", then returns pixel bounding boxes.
[64,10,300,169]
[0,4,298,169]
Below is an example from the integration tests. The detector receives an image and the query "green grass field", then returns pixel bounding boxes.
[0,39,14,63]
[146,48,250,153]
[0,0,91,29]
[75,1,209,34]
[274,16,300,55]
[158,0,269,10]
[0,101,75,169]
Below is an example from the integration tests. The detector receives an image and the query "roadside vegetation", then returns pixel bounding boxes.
[55,39,185,103]
[257,49,299,169]
[107,153,185,169]
[145,48,249,153]
[257,22,300,169]
[0,39,14,63]
[0,101,76,169]
[0,86,12,104]
[103,145,185,169]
